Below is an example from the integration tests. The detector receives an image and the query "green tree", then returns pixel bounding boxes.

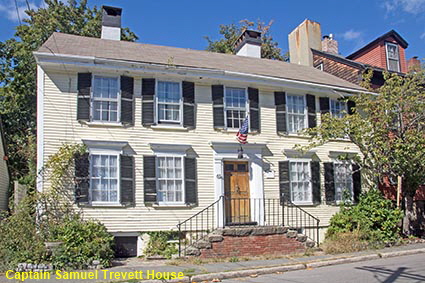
[0,0,137,185]
[205,19,287,61]
[298,70,425,236]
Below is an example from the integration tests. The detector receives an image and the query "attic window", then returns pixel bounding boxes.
[385,42,400,72]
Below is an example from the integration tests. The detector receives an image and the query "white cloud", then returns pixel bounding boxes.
[342,29,363,40]
[383,0,425,15]
[0,0,43,23]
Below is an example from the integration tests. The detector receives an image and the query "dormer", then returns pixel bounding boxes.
[346,30,408,73]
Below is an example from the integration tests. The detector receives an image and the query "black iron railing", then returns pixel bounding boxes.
[177,197,320,257]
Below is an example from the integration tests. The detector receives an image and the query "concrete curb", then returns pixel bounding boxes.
[132,247,425,283]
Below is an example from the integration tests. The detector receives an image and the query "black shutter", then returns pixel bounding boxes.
[278,161,291,204]
[306,94,317,128]
[185,157,197,205]
[275,92,287,134]
[77,73,92,121]
[311,161,321,205]
[143,155,157,203]
[324,162,336,205]
[183,81,196,129]
[142,78,155,126]
[248,87,260,132]
[347,100,356,115]
[212,85,225,129]
[120,76,134,125]
[352,164,362,203]
[121,155,135,206]
[74,152,90,205]
[319,97,330,114]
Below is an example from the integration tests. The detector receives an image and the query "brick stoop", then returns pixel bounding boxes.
[186,226,315,258]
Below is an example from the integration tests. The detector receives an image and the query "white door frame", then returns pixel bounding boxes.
[210,142,266,227]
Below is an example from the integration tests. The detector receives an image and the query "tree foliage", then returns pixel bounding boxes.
[0,0,137,185]
[205,19,287,61]
[299,70,425,235]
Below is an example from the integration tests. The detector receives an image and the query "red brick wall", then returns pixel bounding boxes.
[313,54,361,84]
[379,177,425,201]
[350,36,407,73]
[200,234,305,258]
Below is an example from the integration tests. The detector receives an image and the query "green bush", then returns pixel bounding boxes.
[144,231,179,259]
[49,216,114,270]
[327,189,403,244]
[0,196,47,272]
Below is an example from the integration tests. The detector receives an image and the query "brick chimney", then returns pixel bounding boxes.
[234,30,262,58]
[407,56,421,72]
[101,6,122,41]
[288,19,322,66]
[322,34,338,54]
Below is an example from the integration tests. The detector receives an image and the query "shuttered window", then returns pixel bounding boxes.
[330,99,347,118]
[225,87,247,129]
[157,81,182,123]
[334,162,353,202]
[289,161,312,203]
[157,156,184,203]
[287,95,307,133]
[92,76,120,122]
[90,154,119,203]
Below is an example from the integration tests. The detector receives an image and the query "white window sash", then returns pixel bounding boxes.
[224,86,249,130]
[385,42,400,72]
[333,161,354,203]
[89,152,121,205]
[329,98,347,118]
[155,80,183,124]
[91,75,121,123]
[155,155,185,205]
[288,159,312,204]
[286,94,307,133]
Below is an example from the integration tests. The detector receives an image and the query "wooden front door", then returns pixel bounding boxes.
[224,161,250,225]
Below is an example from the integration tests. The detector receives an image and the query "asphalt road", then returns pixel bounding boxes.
[222,253,425,283]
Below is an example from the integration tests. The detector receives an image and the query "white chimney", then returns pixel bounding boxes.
[288,19,322,66]
[234,30,262,58]
[101,6,122,41]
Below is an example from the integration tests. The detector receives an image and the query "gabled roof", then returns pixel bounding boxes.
[346,30,408,60]
[35,32,365,92]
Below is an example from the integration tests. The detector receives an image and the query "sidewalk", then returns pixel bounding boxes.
[2,243,425,283]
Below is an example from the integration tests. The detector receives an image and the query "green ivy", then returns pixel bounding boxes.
[143,231,179,259]
[327,189,403,244]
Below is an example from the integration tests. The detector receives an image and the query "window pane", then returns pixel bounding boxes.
[90,154,119,203]
[289,161,311,202]
[156,156,184,203]
[225,87,246,128]
[287,95,306,132]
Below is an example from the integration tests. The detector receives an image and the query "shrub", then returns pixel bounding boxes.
[144,231,179,259]
[49,216,114,270]
[322,231,369,254]
[326,189,403,245]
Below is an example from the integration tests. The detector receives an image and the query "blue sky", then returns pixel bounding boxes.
[0,0,424,59]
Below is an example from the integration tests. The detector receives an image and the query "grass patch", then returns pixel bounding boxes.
[322,231,369,254]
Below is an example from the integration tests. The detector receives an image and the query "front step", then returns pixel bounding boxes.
[185,226,316,258]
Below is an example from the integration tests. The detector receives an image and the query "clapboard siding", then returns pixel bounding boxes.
[0,130,9,211]
[41,71,360,232]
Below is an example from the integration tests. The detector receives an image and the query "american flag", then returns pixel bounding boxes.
[236,116,249,144]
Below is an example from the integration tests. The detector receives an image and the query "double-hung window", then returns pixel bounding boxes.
[157,81,182,124]
[330,99,347,118]
[92,76,120,122]
[225,87,247,129]
[289,160,312,203]
[287,95,307,133]
[334,162,353,202]
[90,154,119,203]
[386,42,400,72]
[157,156,184,203]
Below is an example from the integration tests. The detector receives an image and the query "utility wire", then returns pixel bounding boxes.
[14,0,22,26]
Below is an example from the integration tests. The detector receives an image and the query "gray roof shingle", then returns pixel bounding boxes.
[36,32,365,91]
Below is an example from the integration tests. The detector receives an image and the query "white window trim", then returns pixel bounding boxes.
[385,42,400,72]
[288,158,313,205]
[333,160,354,204]
[155,153,186,205]
[223,86,249,131]
[90,74,121,123]
[155,80,183,125]
[88,148,122,205]
[286,93,308,134]
[329,98,348,118]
